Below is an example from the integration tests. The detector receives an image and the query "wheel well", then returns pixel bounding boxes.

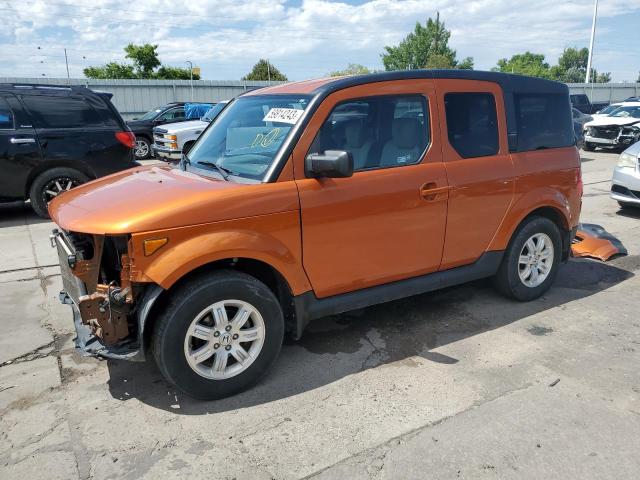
[521,206,572,260]
[141,258,296,350]
[25,161,95,198]
[524,206,568,231]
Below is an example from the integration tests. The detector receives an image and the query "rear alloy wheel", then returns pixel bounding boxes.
[29,167,89,218]
[153,270,284,400]
[134,137,151,160]
[493,216,562,301]
[583,142,595,152]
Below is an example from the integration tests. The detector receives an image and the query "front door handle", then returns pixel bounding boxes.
[10,137,36,144]
[420,183,449,201]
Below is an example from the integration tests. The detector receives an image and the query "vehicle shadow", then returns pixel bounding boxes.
[616,206,640,219]
[106,257,635,414]
[0,201,49,227]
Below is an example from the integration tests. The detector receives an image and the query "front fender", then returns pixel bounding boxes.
[131,211,311,295]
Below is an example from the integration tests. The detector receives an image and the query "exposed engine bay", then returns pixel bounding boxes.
[52,230,136,345]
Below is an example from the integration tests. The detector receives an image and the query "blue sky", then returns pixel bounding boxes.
[2,0,639,82]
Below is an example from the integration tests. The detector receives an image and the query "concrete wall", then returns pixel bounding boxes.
[2,77,638,119]
[567,83,639,104]
[0,77,283,120]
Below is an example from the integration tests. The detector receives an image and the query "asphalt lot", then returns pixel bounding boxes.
[1,151,639,479]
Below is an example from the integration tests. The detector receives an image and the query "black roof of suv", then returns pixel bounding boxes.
[0,83,137,217]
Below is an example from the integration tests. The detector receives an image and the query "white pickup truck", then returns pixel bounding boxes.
[153,101,228,161]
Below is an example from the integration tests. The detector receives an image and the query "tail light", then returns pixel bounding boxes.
[115,131,136,149]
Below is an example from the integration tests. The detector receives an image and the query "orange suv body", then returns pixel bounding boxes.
[50,71,581,399]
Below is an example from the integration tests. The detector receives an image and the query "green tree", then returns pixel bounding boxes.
[155,66,200,80]
[242,59,287,81]
[381,12,473,70]
[493,52,552,78]
[124,43,161,78]
[549,47,610,83]
[84,43,201,80]
[329,63,371,77]
[83,62,136,79]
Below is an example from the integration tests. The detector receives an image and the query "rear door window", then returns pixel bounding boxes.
[308,95,430,171]
[444,93,499,158]
[21,95,104,128]
[0,97,14,129]
[515,94,574,151]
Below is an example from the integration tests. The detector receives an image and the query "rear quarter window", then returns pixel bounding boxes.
[20,95,104,128]
[515,94,574,151]
[444,92,499,158]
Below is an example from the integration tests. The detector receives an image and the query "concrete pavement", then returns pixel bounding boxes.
[1,150,639,479]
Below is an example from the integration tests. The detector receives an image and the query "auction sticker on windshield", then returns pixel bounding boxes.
[263,108,304,125]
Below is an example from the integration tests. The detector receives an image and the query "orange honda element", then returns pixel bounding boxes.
[49,71,581,399]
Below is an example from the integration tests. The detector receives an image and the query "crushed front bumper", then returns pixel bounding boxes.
[61,292,142,361]
[52,229,144,361]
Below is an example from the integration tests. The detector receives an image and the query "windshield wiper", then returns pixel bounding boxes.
[193,160,234,181]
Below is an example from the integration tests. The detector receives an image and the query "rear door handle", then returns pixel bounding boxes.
[420,183,449,201]
[10,137,36,144]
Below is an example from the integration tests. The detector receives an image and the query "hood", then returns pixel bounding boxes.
[584,116,640,128]
[157,119,207,133]
[48,166,298,235]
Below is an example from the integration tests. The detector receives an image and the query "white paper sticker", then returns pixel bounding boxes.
[263,108,304,125]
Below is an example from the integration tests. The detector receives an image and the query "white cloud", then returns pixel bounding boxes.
[1,0,639,80]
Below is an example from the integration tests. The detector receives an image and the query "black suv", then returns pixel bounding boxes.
[0,84,137,217]
[127,102,194,160]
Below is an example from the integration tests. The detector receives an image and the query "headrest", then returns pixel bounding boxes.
[343,119,367,148]
[392,118,420,149]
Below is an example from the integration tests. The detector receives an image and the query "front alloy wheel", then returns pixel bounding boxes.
[184,300,266,380]
[153,270,284,400]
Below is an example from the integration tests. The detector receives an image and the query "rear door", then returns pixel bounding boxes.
[0,94,41,201]
[293,80,449,298]
[434,79,514,269]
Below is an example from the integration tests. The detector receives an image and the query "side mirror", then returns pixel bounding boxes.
[305,150,353,178]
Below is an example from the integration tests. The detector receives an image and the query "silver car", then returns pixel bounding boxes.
[611,140,640,208]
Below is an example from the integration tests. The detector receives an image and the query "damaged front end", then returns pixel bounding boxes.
[585,123,640,148]
[51,229,158,360]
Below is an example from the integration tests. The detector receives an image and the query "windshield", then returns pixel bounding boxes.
[608,106,640,118]
[139,106,163,121]
[202,103,227,122]
[599,105,619,115]
[187,95,311,181]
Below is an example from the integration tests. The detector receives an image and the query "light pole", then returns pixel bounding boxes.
[64,48,70,83]
[185,60,194,101]
[585,0,598,84]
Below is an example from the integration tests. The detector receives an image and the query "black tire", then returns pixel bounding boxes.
[583,142,595,152]
[134,137,152,160]
[493,216,562,301]
[28,167,89,218]
[182,141,194,155]
[152,270,284,400]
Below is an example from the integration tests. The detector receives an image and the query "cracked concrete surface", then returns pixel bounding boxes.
[1,151,639,479]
